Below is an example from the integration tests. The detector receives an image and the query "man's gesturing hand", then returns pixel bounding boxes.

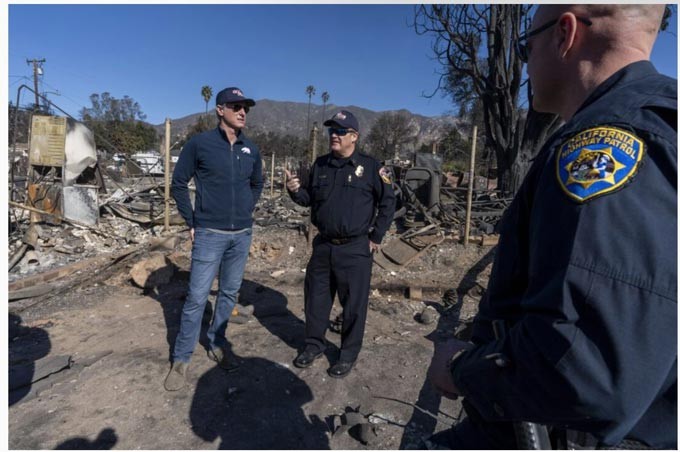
[284,169,300,193]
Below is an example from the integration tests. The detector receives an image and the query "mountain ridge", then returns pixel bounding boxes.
[154,99,460,150]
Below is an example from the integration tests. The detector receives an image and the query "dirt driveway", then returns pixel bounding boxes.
[8,227,493,449]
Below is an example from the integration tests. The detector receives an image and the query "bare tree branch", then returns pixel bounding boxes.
[413,5,559,193]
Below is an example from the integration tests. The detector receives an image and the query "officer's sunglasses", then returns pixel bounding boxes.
[328,127,355,137]
[222,103,250,114]
[515,16,592,63]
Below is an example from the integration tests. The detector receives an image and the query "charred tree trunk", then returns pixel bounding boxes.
[477,5,525,195]
[497,108,560,194]
[415,4,560,195]
[514,106,561,193]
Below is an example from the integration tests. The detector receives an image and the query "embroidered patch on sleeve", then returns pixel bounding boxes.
[556,126,645,202]
[379,166,393,184]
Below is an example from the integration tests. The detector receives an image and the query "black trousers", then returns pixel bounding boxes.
[303,235,373,362]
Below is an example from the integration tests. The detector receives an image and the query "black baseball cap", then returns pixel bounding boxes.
[215,87,256,107]
[323,110,359,133]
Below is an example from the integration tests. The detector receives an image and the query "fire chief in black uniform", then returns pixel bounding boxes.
[428,4,676,449]
[285,110,395,378]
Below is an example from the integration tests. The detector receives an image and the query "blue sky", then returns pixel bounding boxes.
[8,4,678,125]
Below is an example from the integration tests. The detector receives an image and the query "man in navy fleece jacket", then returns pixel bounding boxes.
[164,87,263,391]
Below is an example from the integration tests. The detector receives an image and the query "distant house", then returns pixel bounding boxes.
[128,150,164,175]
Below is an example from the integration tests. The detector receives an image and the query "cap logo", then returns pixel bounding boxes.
[334,112,346,120]
[232,89,244,97]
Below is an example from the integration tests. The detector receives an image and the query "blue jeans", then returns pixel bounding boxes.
[172,227,252,363]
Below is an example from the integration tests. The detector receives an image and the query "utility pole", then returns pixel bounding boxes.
[26,58,45,110]
[164,118,171,232]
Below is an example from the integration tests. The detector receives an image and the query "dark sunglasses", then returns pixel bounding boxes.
[328,127,354,136]
[222,103,250,113]
[515,16,592,63]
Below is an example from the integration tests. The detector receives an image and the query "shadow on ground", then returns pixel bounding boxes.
[150,273,329,448]
[9,312,51,406]
[239,279,307,352]
[190,343,329,449]
[54,427,118,450]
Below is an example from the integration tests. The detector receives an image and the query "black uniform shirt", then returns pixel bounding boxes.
[290,151,396,243]
[450,61,677,447]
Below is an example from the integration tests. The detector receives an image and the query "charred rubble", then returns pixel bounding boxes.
[9,114,508,305]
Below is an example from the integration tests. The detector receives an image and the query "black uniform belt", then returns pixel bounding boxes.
[322,235,361,245]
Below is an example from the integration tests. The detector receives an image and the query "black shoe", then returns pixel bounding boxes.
[327,360,355,378]
[293,348,323,368]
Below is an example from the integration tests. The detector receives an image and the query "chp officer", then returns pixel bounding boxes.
[427,4,676,449]
[286,110,395,378]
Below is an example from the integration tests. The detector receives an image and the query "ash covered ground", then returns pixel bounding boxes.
[9,191,495,450]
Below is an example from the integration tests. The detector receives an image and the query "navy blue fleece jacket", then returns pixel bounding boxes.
[172,127,263,230]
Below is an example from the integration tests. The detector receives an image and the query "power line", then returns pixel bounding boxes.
[9,76,30,88]
[40,79,88,117]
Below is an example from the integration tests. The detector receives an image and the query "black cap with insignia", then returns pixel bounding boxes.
[215,87,256,106]
[323,110,360,132]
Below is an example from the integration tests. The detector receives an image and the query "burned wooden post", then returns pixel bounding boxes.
[270,153,275,198]
[164,118,171,232]
[283,156,288,193]
[464,126,478,246]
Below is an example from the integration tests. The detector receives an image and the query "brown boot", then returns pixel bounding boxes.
[164,361,187,391]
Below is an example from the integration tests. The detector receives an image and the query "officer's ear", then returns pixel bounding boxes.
[557,13,579,59]
[351,132,358,144]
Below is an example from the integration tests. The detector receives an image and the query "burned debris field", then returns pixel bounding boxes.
[9,116,503,449]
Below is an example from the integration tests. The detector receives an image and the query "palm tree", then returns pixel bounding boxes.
[321,91,330,124]
[201,86,213,114]
[305,85,316,136]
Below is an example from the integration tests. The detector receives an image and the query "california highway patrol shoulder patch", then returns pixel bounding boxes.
[556,126,645,202]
